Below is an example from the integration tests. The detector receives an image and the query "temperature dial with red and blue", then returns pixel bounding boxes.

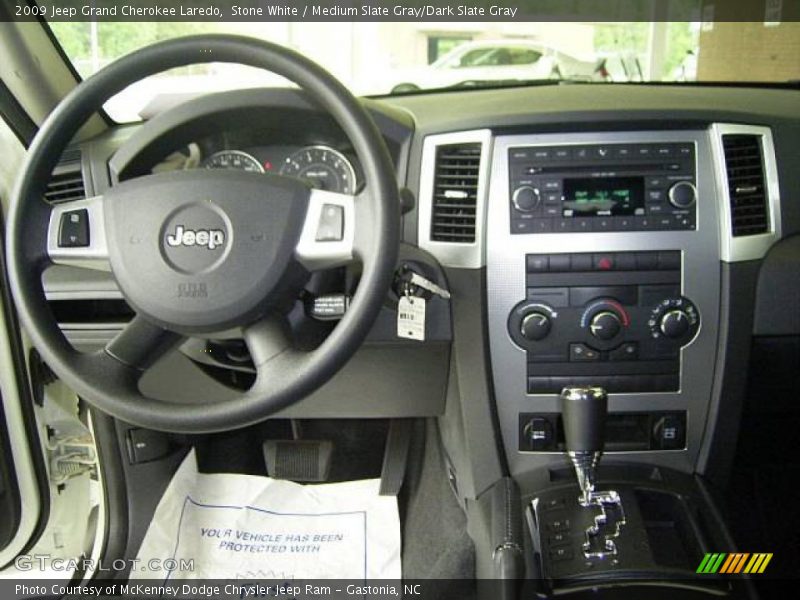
[580,300,630,343]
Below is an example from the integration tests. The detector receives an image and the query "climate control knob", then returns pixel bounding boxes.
[648,297,700,344]
[660,309,691,339]
[668,181,697,209]
[521,312,552,341]
[512,186,541,212]
[589,311,622,341]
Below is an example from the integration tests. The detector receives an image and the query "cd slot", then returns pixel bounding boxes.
[527,162,681,175]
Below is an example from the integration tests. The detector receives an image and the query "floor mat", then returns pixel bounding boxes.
[133,449,401,580]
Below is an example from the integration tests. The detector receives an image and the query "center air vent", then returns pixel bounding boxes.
[431,143,482,243]
[44,149,85,204]
[721,134,768,236]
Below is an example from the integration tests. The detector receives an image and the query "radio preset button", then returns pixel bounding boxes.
[614,145,633,158]
[573,218,593,232]
[614,216,634,230]
[512,220,534,234]
[574,147,590,159]
[596,217,613,231]
[532,148,551,160]
[554,219,572,232]
[544,206,560,217]
[544,192,561,205]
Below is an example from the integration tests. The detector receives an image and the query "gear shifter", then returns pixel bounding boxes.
[560,386,608,506]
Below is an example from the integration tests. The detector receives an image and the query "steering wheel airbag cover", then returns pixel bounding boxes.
[104,169,309,332]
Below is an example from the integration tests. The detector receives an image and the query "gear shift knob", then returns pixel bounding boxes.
[561,386,608,453]
[560,387,608,505]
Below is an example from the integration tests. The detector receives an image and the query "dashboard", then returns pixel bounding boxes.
[43,83,800,492]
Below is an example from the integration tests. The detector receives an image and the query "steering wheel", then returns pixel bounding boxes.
[5,35,399,433]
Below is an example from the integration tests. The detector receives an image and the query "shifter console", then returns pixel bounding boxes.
[560,387,627,558]
[527,387,727,591]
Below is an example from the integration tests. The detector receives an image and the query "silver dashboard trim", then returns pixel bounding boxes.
[711,123,782,263]
[417,129,492,269]
[486,130,723,481]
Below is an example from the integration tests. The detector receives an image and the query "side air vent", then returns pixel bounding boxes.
[430,143,482,243]
[44,149,85,204]
[721,134,768,236]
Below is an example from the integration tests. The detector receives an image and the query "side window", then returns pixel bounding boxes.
[509,48,543,65]
[456,49,494,68]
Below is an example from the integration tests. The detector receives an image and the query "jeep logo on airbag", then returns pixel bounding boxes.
[166,225,225,250]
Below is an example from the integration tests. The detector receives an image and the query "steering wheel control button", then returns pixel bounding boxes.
[161,204,230,275]
[58,209,89,247]
[315,203,344,242]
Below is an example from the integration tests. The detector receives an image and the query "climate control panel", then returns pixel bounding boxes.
[509,251,699,394]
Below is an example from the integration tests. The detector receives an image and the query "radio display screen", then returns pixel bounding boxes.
[562,177,645,217]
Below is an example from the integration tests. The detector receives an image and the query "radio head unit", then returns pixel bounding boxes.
[509,143,696,234]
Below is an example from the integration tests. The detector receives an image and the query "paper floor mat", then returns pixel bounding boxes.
[132,450,401,580]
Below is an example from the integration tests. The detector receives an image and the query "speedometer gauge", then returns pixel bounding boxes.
[280,146,357,195]
[203,150,264,173]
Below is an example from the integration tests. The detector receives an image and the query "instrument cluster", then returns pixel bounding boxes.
[202,144,358,195]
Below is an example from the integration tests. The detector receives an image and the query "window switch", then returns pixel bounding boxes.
[58,209,90,247]
[315,204,344,242]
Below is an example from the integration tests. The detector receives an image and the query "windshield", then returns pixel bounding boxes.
[49,21,799,122]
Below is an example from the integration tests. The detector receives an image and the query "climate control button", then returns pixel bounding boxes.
[589,311,622,341]
[521,312,552,341]
[648,297,700,344]
[659,309,691,339]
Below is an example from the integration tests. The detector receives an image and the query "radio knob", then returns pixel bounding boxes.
[512,186,541,212]
[668,181,697,209]
[660,309,691,339]
[521,311,552,341]
[589,311,622,341]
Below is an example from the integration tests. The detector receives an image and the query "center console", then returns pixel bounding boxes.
[484,131,744,596]
[487,130,721,478]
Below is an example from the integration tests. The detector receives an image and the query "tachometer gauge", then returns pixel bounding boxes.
[203,150,264,173]
[280,146,357,194]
